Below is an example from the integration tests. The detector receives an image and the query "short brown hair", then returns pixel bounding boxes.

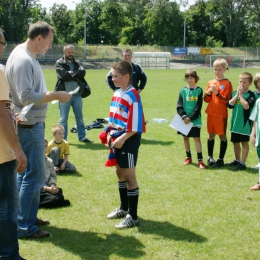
[112,60,133,82]
[253,72,260,89]
[184,69,199,83]
[52,124,64,135]
[122,49,132,56]
[28,21,55,40]
[239,72,253,84]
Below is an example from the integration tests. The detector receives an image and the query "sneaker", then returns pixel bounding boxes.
[225,160,240,166]
[233,163,246,171]
[207,157,215,166]
[198,161,206,169]
[253,163,260,170]
[107,208,128,219]
[115,214,139,229]
[183,157,192,165]
[26,230,50,239]
[212,159,224,168]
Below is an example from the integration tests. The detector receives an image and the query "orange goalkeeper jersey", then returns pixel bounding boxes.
[204,78,233,118]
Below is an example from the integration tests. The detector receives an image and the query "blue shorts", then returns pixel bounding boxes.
[116,134,141,168]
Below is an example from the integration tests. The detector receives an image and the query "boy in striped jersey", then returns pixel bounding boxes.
[106,60,146,229]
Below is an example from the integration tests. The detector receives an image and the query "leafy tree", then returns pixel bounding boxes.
[0,0,37,42]
[99,0,127,45]
[144,0,183,46]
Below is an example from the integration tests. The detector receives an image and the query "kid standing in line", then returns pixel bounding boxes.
[177,69,206,169]
[204,58,233,168]
[250,98,260,190]
[226,72,255,171]
[104,60,146,229]
[46,124,76,173]
[251,73,260,169]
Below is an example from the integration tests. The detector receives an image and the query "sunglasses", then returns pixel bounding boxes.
[0,41,7,47]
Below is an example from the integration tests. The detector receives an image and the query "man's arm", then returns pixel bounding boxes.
[0,101,27,172]
[138,67,147,90]
[42,91,72,104]
[55,60,85,81]
[106,70,117,91]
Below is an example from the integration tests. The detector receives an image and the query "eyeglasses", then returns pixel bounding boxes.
[0,41,7,47]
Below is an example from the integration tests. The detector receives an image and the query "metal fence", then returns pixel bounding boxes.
[2,44,260,64]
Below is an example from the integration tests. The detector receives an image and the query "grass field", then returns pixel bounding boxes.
[19,67,260,260]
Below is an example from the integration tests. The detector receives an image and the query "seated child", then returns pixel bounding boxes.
[40,138,70,208]
[177,69,206,169]
[46,124,76,173]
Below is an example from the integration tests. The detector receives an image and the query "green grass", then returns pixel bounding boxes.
[19,67,260,260]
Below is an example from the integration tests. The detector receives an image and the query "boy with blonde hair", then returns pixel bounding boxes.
[204,58,233,168]
[226,72,255,170]
[46,125,76,173]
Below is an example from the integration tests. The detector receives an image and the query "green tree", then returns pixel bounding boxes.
[0,0,37,42]
[99,0,127,45]
[144,0,183,46]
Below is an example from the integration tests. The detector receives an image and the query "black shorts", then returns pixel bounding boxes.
[231,132,250,143]
[178,127,201,137]
[116,134,141,168]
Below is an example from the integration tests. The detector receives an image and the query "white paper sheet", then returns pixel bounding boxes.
[52,86,80,104]
[169,114,193,136]
[18,103,34,121]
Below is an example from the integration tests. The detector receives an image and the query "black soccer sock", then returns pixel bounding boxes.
[197,152,203,162]
[219,140,227,160]
[127,187,139,220]
[207,139,215,157]
[118,181,128,211]
[186,150,191,158]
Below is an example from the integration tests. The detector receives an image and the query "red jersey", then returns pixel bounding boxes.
[204,78,233,118]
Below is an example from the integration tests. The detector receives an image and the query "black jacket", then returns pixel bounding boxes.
[54,56,86,92]
[106,62,147,91]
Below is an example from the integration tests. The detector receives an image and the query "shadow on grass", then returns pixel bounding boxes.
[138,219,207,243]
[31,226,145,259]
[224,166,258,175]
[69,142,108,151]
[56,171,82,177]
[141,138,174,146]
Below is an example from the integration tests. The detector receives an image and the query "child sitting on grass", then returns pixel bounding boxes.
[177,69,206,169]
[40,138,70,208]
[46,124,76,173]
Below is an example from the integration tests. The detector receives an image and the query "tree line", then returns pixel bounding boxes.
[0,0,259,47]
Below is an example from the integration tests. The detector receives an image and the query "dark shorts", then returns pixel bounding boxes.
[231,132,250,143]
[116,134,141,168]
[178,127,201,137]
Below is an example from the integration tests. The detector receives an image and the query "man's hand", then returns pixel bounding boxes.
[15,149,27,173]
[56,91,72,103]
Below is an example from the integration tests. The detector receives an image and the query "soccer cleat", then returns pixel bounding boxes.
[115,214,139,229]
[198,161,206,169]
[207,157,215,166]
[107,208,128,219]
[212,159,224,168]
[225,160,240,166]
[233,163,246,171]
[183,157,192,165]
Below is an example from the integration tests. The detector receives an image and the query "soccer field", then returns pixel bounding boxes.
[20,67,260,259]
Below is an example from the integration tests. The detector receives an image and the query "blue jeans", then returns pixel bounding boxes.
[17,122,46,238]
[59,94,86,141]
[0,160,22,260]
